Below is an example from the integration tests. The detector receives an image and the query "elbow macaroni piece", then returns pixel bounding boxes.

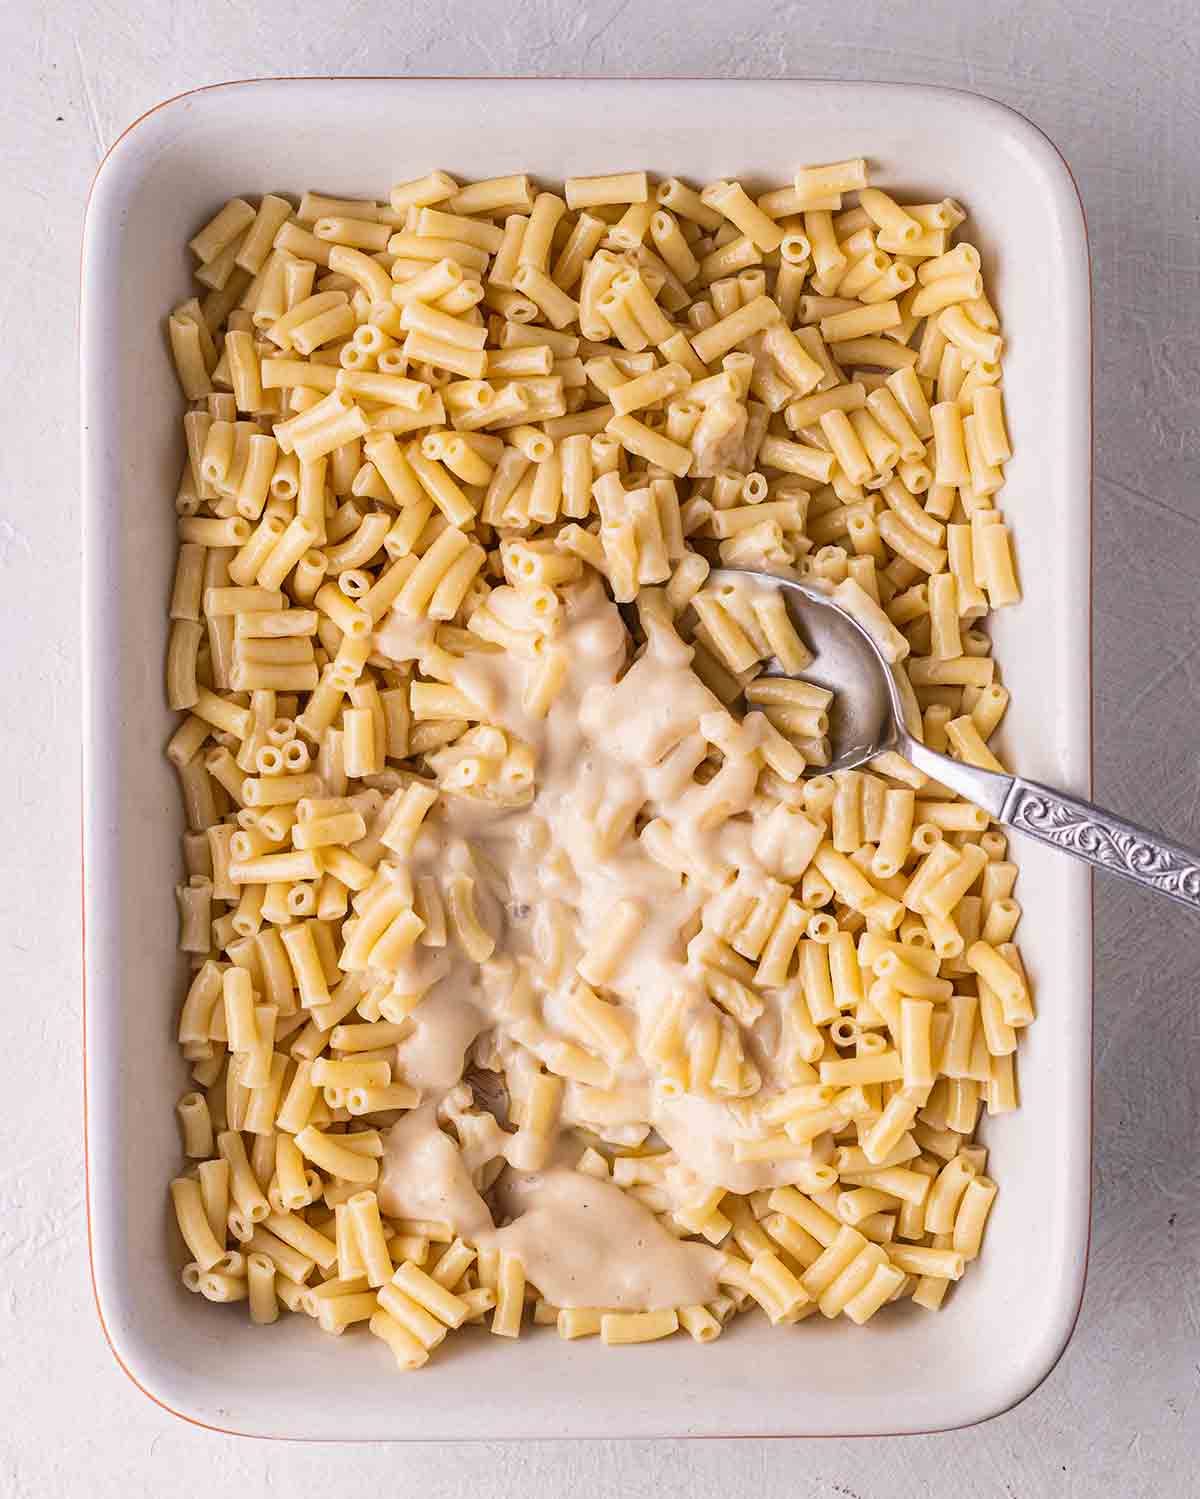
[165,158,1025,1369]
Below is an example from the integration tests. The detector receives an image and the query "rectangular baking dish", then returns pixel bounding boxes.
[81,77,1092,1440]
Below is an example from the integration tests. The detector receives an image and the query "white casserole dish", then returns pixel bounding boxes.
[81,77,1092,1440]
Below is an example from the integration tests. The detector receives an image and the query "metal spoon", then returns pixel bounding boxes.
[654,568,1200,911]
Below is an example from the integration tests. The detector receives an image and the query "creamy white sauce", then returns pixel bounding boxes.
[484,1167,723,1309]
[375,613,436,662]
[374,575,804,1309]
[378,1103,493,1237]
[395,989,483,1093]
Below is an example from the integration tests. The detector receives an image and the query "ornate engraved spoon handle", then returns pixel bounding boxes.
[1001,779,1200,911]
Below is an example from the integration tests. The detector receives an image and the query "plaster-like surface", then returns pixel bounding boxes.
[2,2,1197,1493]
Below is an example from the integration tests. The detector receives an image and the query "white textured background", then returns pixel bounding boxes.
[4,1,1199,1494]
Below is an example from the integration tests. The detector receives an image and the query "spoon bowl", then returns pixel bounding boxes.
[707,568,908,776]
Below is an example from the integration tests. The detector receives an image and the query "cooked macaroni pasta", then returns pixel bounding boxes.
[166,161,1023,1368]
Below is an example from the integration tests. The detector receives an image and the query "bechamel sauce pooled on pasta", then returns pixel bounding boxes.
[373,574,824,1310]
[486,1164,723,1310]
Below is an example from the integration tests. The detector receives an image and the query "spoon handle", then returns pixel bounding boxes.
[902,740,1200,911]
[998,778,1200,911]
